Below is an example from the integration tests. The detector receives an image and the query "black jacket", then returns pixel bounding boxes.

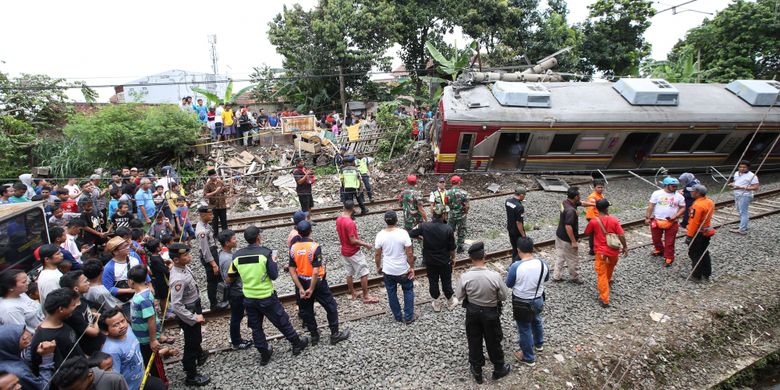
[410,220,456,267]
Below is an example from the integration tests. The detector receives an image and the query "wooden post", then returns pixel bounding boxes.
[338,65,346,118]
[388,125,401,160]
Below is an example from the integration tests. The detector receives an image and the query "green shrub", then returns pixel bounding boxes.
[35,104,202,177]
[375,101,413,161]
[0,116,36,178]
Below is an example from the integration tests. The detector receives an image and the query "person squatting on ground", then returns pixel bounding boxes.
[339,156,368,215]
[288,221,351,346]
[168,243,210,386]
[686,185,716,282]
[729,160,759,235]
[409,207,458,312]
[228,226,310,365]
[374,210,416,324]
[195,207,228,311]
[217,229,252,350]
[583,199,628,308]
[446,176,470,253]
[505,186,527,263]
[553,187,582,283]
[506,237,550,367]
[456,242,511,384]
[336,201,380,304]
[645,177,686,267]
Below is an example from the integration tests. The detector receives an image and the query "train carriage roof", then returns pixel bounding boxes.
[441,82,780,124]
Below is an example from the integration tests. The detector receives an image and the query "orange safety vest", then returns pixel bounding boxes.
[687,197,715,237]
[289,241,325,279]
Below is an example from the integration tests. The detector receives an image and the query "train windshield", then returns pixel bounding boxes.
[0,202,49,273]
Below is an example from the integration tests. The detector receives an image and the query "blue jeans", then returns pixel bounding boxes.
[735,193,753,232]
[383,273,415,321]
[515,297,544,362]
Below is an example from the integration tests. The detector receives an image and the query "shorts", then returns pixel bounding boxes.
[298,193,314,212]
[342,251,370,278]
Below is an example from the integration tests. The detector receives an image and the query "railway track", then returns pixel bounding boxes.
[226,177,609,232]
[161,188,780,364]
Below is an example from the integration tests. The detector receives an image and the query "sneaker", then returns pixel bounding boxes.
[470,366,484,384]
[664,258,674,268]
[185,373,211,386]
[492,363,511,380]
[730,229,747,235]
[600,301,610,308]
[651,250,663,257]
[259,345,273,366]
[231,340,252,350]
[310,333,320,346]
[535,345,544,352]
[447,296,459,311]
[330,330,350,345]
[432,298,442,312]
[404,313,419,325]
[292,336,310,356]
[513,351,536,366]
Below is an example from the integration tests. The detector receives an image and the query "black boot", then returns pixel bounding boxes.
[330,329,350,345]
[185,372,211,386]
[292,336,310,356]
[470,366,483,384]
[361,207,369,215]
[310,332,320,346]
[492,363,511,380]
[259,345,274,366]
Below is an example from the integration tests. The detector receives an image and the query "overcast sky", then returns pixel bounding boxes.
[0,0,734,101]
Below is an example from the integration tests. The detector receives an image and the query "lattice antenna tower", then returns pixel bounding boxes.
[208,34,219,75]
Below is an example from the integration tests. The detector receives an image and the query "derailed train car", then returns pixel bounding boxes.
[432,78,780,173]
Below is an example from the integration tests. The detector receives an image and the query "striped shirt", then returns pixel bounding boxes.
[130,289,159,344]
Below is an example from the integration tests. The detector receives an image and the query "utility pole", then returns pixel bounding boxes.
[338,65,346,118]
[696,49,701,83]
[208,35,219,76]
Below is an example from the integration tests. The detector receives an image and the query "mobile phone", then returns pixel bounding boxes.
[271,250,278,260]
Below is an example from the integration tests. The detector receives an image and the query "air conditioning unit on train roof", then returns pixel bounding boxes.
[725,80,780,106]
[491,81,551,108]
[613,78,679,106]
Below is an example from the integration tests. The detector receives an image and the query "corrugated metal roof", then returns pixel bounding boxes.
[442,82,780,124]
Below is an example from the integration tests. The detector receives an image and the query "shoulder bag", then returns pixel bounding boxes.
[596,217,622,249]
[512,259,545,323]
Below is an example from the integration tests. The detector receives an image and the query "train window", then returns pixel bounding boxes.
[669,133,701,152]
[548,134,578,153]
[576,136,605,153]
[459,134,474,154]
[694,134,727,152]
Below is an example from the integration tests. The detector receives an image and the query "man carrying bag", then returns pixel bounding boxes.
[505,236,549,367]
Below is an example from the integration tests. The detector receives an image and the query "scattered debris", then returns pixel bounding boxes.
[554,354,565,363]
[650,311,670,323]
[487,183,501,193]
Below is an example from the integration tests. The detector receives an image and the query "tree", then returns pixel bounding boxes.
[525,2,583,73]
[249,65,280,103]
[455,0,526,62]
[191,79,253,106]
[669,0,779,82]
[579,0,655,76]
[0,115,35,176]
[267,1,395,112]
[640,45,710,82]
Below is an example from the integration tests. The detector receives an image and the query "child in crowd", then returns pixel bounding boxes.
[128,265,174,385]
[130,229,147,265]
[62,219,86,265]
[30,288,84,374]
[26,281,39,302]
[160,234,173,261]
[49,226,78,268]
[87,351,114,372]
[109,201,135,233]
[59,270,106,355]
[82,259,121,311]
[107,188,122,219]
[150,213,174,241]
[47,205,80,228]
[57,259,73,274]
[55,190,79,213]
[153,184,166,216]
[175,197,195,243]
[144,239,170,315]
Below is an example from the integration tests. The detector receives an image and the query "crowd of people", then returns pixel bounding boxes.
[0,155,762,388]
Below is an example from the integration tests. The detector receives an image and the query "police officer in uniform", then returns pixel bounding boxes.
[456,242,511,384]
[340,156,368,215]
[356,152,373,202]
[169,243,210,386]
[400,175,427,231]
[289,221,351,346]
[505,186,527,262]
[447,176,470,253]
[228,226,309,365]
[195,206,228,310]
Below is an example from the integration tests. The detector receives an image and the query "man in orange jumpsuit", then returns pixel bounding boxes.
[584,199,628,308]
[685,185,715,282]
[584,180,606,256]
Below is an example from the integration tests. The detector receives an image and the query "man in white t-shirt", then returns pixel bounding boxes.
[214,104,224,140]
[729,160,760,235]
[35,244,64,305]
[374,210,416,324]
[645,177,686,267]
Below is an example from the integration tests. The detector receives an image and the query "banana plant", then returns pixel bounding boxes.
[425,40,478,81]
[191,79,254,105]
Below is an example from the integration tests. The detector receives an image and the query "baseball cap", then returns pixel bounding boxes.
[406,175,417,184]
[89,174,101,180]
[515,186,527,195]
[168,243,191,257]
[296,220,312,234]
[438,176,446,183]
[468,242,485,259]
[451,175,461,184]
[292,211,309,224]
[595,198,610,210]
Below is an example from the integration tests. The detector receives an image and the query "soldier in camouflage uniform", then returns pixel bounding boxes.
[446,175,470,253]
[399,174,428,231]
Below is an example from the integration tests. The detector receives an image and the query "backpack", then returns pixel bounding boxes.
[596,217,622,250]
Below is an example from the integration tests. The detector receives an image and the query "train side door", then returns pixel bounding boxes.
[608,132,660,169]
[455,132,477,170]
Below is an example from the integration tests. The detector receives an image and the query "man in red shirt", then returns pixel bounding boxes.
[583,199,628,308]
[335,201,379,304]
